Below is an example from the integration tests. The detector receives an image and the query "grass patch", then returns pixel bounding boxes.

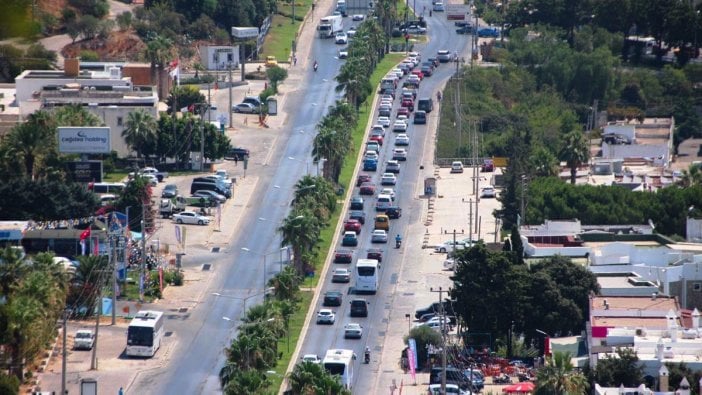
[261,1,312,62]
[103,171,129,182]
[268,291,313,389]
[300,53,404,289]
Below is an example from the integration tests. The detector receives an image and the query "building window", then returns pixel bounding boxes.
[117,117,123,126]
[694,283,702,292]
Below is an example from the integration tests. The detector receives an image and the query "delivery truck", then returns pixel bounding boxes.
[318,15,343,38]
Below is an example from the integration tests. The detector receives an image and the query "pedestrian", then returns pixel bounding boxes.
[234,156,238,166]
[118,387,124,395]
[293,55,297,66]
[429,10,432,16]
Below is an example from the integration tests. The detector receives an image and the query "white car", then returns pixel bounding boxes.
[316,309,336,324]
[335,32,348,44]
[392,148,408,161]
[397,114,409,123]
[395,134,410,146]
[380,188,396,200]
[344,323,364,339]
[338,48,349,59]
[352,14,365,21]
[428,384,469,395]
[391,68,403,78]
[347,28,357,37]
[377,116,391,127]
[74,329,95,350]
[371,125,385,136]
[409,52,421,61]
[381,94,394,102]
[443,258,456,271]
[407,75,421,84]
[379,100,393,108]
[302,354,321,364]
[381,173,397,185]
[434,240,468,253]
[173,211,210,225]
[406,25,427,34]
[480,186,497,198]
[364,150,379,161]
[332,268,351,283]
[371,229,388,243]
[450,161,464,173]
[392,120,408,132]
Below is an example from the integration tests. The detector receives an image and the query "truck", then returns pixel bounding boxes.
[318,15,343,38]
[336,0,347,16]
[159,196,187,218]
[446,4,470,20]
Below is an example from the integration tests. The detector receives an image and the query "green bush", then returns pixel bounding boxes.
[79,50,100,61]
[0,372,20,395]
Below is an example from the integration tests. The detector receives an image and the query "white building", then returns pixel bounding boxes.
[198,45,240,71]
[600,118,675,167]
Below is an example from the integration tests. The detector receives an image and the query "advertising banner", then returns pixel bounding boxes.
[58,127,111,154]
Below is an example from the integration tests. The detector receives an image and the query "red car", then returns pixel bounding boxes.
[334,250,353,263]
[401,98,414,112]
[369,135,384,146]
[360,182,376,195]
[367,248,383,262]
[397,107,410,117]
[411,70,424,80]
[356,174,371,186]
[344,219,362,234]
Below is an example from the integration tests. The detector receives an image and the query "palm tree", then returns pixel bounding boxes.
[144,35,174,97]
[291,176,337,218]
[336,58,372,110]
[4,111,56,179]
[679,164,702,187]
[68,255,109,316]
[529,146,559,177]
[222,369,269,395]
[559,131,589,184]
[122,109,158,159]
[268,266,301,302]
[288,361,352,395]
[54,104,102,126]
[0,247,28,296]
[535,351,589,395]
[278,210,322,274]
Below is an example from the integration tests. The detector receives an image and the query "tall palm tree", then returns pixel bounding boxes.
[292,176,337,217]
[145,35,174,97]
[679,163,702,187]
[559,131,589,184]
[4,111,57,179]
[122,109,158,159]
[268,266,301,302]
[0,247,28,296]
[288,361,351,395]
[54,104,103,126]
[222,369,269,395]
[536,351,589,395]
[278,210,322,274]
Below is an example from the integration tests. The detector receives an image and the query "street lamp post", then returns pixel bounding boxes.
[241,247,291,288]
[213,287,275,318]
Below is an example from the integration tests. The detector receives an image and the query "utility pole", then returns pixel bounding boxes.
[61,310,67,395]
[199,118,205,171]
[228,62,234,128]
[520,175,527,226]
[474,120,480,231]
[111,235,117,325]
[140,213,146,303]
[91,283,101,370]
[430,286,451,395]
[468,200,473,242]
[207,82,212,123]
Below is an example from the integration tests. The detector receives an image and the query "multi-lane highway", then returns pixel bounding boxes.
[130,16,362,395]
[296,2,473,392]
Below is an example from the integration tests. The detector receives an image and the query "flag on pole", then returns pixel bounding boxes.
[407,338,417,382]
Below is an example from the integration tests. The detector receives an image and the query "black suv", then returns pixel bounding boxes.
[323,291,343,307]
[225,147,249,161]
[386,207,402,219]
[415,299,454,319]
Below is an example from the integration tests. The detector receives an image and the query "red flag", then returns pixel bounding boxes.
[79,228,91,241]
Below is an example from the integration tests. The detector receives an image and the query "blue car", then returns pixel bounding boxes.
[477,27,499,38]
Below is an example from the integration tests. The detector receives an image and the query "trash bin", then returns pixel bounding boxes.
[267,96,278,115]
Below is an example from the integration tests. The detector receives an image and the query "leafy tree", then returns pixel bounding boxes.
[78,15,100,40]
[166,86,206,115]
[266,66,288,93]
[54,104,102,126]
[589,348,644,387]
[67,255,109,316]
[664,362,702,393]
[115,176,154,232]
[503,225,524,264]
[0,371,20,395]
[536,351,589,395]
[279,209,322,274]
[0,179,99,220]
[404,325,442,369]
[189,14,218,40]
[3,111,56,179]
[222,369,269,395]
[116,11,133,31]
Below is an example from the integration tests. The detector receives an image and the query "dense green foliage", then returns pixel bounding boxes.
[0,249,71,381]
[535,351,589,395]
[525,178,702,236]
[584,348,645,388]
[0,179,99,221]
[451,246,598,348]
[404,325,442,368]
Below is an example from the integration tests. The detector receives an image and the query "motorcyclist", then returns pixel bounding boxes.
[313,60,318,71]
[364,347,370,362]
[395,234,402,246]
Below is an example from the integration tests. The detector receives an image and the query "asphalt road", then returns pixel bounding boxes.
[130,19,359,395]
[296,4,473,393]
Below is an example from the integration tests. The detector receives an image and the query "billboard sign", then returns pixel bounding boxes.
[231,27,259,39]
[58,127,111,154]
[67,161,103,183]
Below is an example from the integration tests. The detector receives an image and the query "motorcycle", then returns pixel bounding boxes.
[395,239,402,249]
[493,374,511,384]
[364,351,370,364]
[313,62,318,72]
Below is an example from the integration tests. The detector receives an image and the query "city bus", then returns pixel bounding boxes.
[126,310,164,357]
[356,258,379,294]
[323,349,355,390]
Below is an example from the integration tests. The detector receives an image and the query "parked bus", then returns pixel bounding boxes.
[126,310,164,357]
[323,349,355,390]
[356,258,379,294]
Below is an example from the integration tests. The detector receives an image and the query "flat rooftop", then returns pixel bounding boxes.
[591,295,678,312]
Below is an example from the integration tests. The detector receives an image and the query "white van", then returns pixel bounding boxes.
[376,194,392,211]
[450,161,464,173]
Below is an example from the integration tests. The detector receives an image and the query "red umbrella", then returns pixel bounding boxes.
[502,382,535,393]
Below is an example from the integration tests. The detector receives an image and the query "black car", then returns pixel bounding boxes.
[456,26,472,34]
[225,147,249,161]
[455,21,471,27]
[415,299,454,319]
[161,184,178,198]
[427,57,440,67]
[386,207,402,219]
[379,88,396,98]
[323,291,343,306]
[349,211,366,224]
[350,196,364,210]
[420,65,433,76]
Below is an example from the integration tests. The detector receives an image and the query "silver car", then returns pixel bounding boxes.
[173,211,210,225]
[371,229,388,243]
